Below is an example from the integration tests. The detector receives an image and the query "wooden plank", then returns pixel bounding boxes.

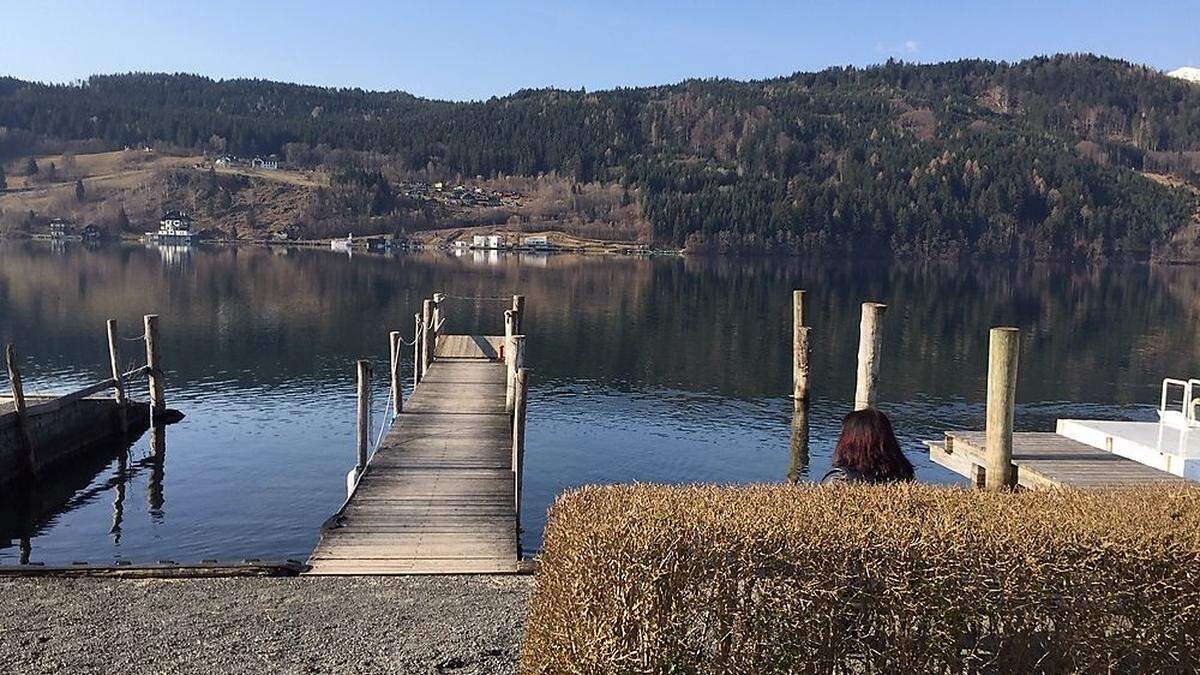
[307,340,519,576]
[939,431,1184,488]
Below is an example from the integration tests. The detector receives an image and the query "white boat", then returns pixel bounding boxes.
[1057,378,1200,480]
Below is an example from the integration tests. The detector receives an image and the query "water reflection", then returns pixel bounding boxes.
[0,240,1196,563]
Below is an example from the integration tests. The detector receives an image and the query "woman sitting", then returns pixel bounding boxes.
[821,408,914,484]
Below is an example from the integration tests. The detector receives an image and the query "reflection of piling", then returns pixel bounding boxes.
[111,450,127,540]
[985,327,1020,490]
[854,302,887,410]
[788,403,811,484]
[148,424,166,516]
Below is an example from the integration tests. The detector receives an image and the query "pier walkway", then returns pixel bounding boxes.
[308,297,527,575]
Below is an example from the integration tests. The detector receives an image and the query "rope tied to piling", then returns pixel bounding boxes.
[120,333,147,342]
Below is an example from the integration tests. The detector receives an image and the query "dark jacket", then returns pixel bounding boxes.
[820,466,911,484]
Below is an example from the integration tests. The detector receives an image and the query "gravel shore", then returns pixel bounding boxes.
[0,575,533,674]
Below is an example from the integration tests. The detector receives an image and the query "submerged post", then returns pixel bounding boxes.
[106,319,128,432]
[853,302,887,410]
[389,331,402,415]
[511,295,525,334]
[413,313,422,388]
[421,299,434,377]
[792,290,810,410]
[985,327,1020,490]
[144,314,165,414]
[356,359,372,472]
[506,335,526,412]
[512,367,529,523]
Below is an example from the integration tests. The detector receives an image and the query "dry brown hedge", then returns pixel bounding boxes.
[522,484,1200,674]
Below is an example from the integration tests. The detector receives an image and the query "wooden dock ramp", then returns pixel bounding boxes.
[308,296,528,575]
[928,431,1185,489]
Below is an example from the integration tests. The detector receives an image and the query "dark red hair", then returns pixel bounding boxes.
[832,408,914,482]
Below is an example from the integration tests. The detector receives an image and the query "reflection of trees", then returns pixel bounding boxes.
[0,242,1195,407]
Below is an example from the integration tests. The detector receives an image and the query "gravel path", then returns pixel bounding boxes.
[0,575,533,674]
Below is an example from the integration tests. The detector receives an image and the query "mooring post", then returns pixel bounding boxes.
[506,335,526,412]
[792,290,810,410]
[432,292,445,333]
[143,314,165,414]
[5,343,35,470]
[413,312,422,388]
[853,302,887,410]
[389,331,402,416]
[356,359,371,473]
[106,319,128,432]
[421,299,434,377]
[504,309,515,360]
[512,367,529,524]
[985,327,1020,490]
[511,295,525,334]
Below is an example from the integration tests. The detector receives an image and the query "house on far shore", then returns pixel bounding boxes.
[145,210,195,244]
[81,223,103,240]
[49,218,72,238]
[251,156,279,170]
[521,235,552,250]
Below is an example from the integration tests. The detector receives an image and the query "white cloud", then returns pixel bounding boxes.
[904,40,920,54]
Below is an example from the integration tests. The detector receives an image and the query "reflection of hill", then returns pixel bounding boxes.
[0,242,1195,407]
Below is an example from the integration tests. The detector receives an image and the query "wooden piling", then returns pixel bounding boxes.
[356,359,371,472]
[504,309,515,359]
[389,331,402,416]
[506,335,526,412]
[432,293,445,334]
[143,314,165,413]
[985,327,1020,490]
[413,313,422,387]
[853,302,887,410]
[512,367,529,523]
[106,320,128,432]
[421,299,434,377]
[511,295,525,334]
[792,290,810,410]
[5,344,35,469]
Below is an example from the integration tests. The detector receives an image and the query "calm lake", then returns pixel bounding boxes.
[1,241,1197,565]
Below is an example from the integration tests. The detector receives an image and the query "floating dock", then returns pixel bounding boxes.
[308,296,528,575]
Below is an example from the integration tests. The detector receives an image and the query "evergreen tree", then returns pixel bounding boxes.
[24,157,37,176]
[0,166,6,190]
[45,162,57,182]
[115,206,130,231]
[74,179,86,202]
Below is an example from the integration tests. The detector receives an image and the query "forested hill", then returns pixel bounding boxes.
[2,54,1199,258]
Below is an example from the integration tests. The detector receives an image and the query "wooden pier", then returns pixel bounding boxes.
[927,431,1184,489]
[307,295,529,575]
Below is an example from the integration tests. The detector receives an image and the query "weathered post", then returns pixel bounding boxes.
[506,335,526,412]
[432,293,446,332]
[421,299,434,377]
[356,359,372,472]
[413,313,422,388]
[985,327,1020,490]
[5,344,35,469]
[853,302,887,410]
[389,331,402,416]
[511,295,525,334]
[106,320,128,432]
[787,404,810,485]
[512,367,529,521]
[504,309,515,360]
[143,314,165,414]
[792,290,810,410]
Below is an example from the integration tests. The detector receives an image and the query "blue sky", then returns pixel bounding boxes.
[2,1,1198,100]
